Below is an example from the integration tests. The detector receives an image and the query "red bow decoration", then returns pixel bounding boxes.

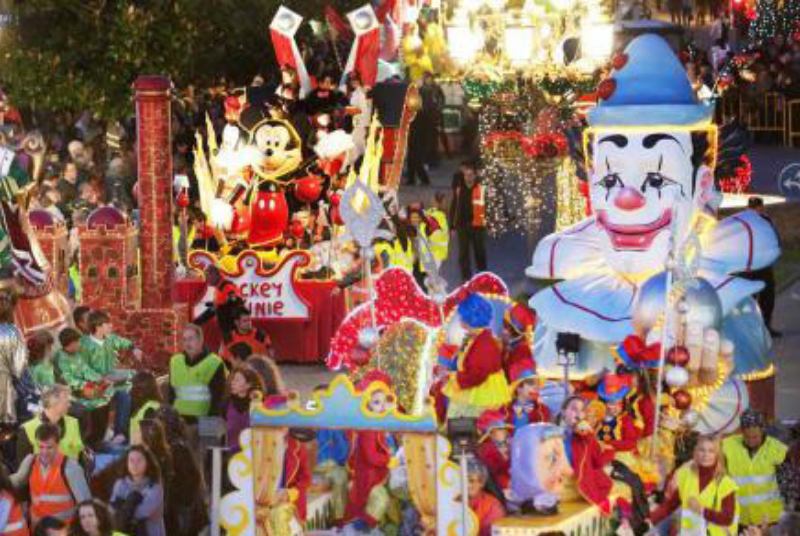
[520,133,568,159]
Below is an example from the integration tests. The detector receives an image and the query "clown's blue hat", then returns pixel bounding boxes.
[457,294,493,329]
[588,34,713,127]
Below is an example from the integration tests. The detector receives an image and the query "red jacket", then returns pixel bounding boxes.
[469,491,505,536]
[476,439,511,490]
[568,432,615,515]
[632,394,656,438]
[597,413,642,453]
[455,330,503,390]
[284,437,311,521]
[344,430,392,527]
[503,338,535,380]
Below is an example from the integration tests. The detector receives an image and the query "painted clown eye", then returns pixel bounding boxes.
[599,173,622,190]
[642,172,674,192]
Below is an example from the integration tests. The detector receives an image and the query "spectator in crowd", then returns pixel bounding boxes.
[168,324,227,422]
[72,307,92,337]
[71,499,117,536]
[13,422,92,527]
[82,310,136,444]
[138,419,174,506]
[33,517,68,536]
[154,406,209,536]
[28,332,57,390]
[110,445,166,536]
[128,372,163,445]
[57,162,82,208]
[225,364,264,455]
[18,385,85,465]
[0,462,28,535]
[450,160,488,281]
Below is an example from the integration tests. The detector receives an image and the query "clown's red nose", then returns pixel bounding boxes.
[614,187,646,211]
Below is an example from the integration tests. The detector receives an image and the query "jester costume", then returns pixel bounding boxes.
[443,295,510,418]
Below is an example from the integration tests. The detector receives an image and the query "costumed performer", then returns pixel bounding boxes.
[442,294,510,419]
[475,409,512,493]
[343,370,399,534]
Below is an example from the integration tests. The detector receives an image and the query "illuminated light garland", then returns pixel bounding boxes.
[327,268,508,371]
[718,154,753,194]
[555,158,588,231]
[738,364,776,382]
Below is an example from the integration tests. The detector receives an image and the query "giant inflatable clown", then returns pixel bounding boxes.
[527,35,779,435]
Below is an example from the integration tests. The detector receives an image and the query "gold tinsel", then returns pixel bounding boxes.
[350,320,432,416]
[555,158,588,231]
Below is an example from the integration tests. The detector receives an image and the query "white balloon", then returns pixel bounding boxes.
[358,327,379,349]
[665,366,689,388]
[682,409,700,429]
[446,318,466,346]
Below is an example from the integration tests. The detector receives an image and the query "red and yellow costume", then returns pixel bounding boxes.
[283,436,312,523]
[443,329,510,412]
[220,327,273,363]
[476,409,512,490]
[469,491,505,536]
[566,429,616,515]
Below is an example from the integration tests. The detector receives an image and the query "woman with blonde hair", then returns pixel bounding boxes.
[648,435,738,535]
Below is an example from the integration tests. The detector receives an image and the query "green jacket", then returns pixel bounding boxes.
[82,334,133,377]
[30,360,56,389]
[55,348,111,409]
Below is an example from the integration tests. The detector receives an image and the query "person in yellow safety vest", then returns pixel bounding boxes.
[129,371,163,445]
[18,385,85,465]
[11,422,92,528]
[168,323,227,423]
[723,409,787,531]
[647,435,738,536]
[423,191,450,268]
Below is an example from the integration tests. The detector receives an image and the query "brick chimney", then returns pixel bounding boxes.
[134,75,173,309]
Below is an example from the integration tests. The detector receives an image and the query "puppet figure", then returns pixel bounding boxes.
[509,423,573,515]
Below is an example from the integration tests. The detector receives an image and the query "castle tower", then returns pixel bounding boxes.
[77,206,140,311]
[134,76,174,309]
[28,209,69,297]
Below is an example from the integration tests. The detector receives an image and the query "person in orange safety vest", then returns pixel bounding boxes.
[449,160,487,282]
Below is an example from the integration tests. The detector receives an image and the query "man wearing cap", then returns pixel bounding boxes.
[723,409,787,532]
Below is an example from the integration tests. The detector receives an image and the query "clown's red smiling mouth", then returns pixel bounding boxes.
[596,209,672,250]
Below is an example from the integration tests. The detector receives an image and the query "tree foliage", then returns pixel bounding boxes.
[0,0,363,120]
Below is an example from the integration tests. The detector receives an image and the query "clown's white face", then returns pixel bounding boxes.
[590,130,709,275]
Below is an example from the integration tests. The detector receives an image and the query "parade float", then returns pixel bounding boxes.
[177,3,422,362]
[213,32,783,536]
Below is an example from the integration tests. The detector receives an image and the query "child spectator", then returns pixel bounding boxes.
[467,458,505,536]
[110,445,166,536]
[225,364,263,454]
[507,365,550,429]
[82,310,138,443]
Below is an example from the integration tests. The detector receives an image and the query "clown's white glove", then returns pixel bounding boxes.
[210,198,234,230]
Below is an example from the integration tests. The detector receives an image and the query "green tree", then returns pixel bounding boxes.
[0,0,362,120]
